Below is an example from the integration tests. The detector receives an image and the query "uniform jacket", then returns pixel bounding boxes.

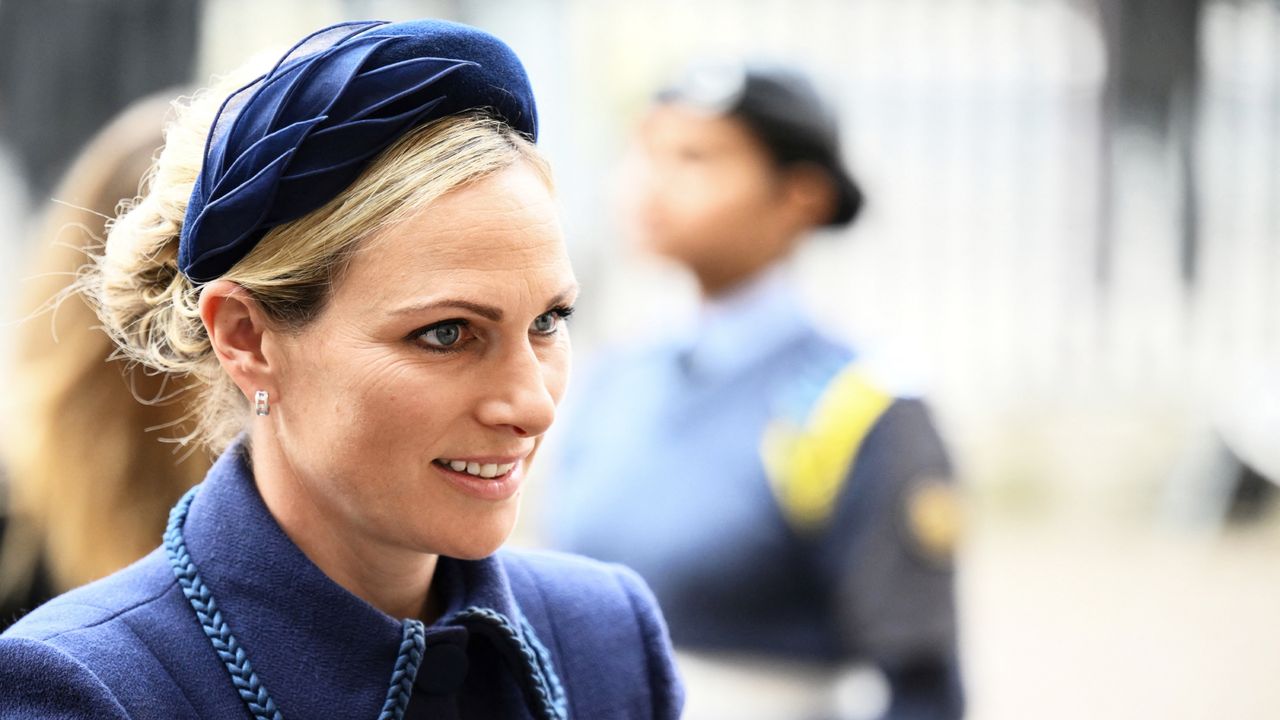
[548,269,962,719]
[0,443,684,719]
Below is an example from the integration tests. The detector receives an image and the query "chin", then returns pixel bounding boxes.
[421,506,520,560]
[447,544,506,561]
[438,533,511,560]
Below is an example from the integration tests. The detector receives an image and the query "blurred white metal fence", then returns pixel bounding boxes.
[6,0,1275,480]
[470,0,1278,481]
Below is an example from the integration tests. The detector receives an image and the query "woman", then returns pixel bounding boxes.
[1,91,208,632]
[547,63,961,719]
[0,19,683,720]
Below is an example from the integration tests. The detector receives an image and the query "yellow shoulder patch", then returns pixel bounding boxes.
[760,365,893,529]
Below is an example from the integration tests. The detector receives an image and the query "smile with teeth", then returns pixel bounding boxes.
[435,459,517,479]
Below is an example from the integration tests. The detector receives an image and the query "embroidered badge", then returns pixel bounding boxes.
[902,476,962,565]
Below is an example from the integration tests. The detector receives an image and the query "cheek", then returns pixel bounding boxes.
[279,345,451,473]
[683,171,766,226]
[545,343,572,407]
[341,359,463,448]
[286,347,380,423]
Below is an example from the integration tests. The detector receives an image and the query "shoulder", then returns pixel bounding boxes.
[762,358,950,529]
[498,549,684,719]
[861,396,951,472]
[0,550,181,719]
[499,548,670,645]
[793,356,948,465]
[0,635,130,718]
[501,546,641,596]
[2,548,175,644]
[500,549,673,637]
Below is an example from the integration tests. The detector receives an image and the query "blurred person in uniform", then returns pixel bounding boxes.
[546,63,963,720]
[0,92,208,630]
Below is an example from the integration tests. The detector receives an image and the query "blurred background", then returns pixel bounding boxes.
[0,0,1277,718]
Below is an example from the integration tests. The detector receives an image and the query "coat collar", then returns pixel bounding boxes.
[179,440,562,719]
[680,264,813,380]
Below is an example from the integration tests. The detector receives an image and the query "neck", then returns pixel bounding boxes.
[691,239,798,299]
[696,261,783,303]
[248,433,439,621]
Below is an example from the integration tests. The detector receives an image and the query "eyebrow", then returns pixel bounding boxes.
[391,286,579,322]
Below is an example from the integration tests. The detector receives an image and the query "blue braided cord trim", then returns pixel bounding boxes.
[518,616,567,716]
[164,485,284,720]
[378,619,425,720]
[449,606,568,720]
[165,485,465,720]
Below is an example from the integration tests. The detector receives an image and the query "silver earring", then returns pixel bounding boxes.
[254,390,270,416]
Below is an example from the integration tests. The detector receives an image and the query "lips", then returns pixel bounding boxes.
[431,455,526,501]
[434,458,517,479]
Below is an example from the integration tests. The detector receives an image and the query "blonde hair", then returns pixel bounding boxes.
[2,92,210,595]
[82,67,551,457]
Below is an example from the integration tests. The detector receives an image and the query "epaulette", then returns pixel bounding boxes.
[760,363,894,529]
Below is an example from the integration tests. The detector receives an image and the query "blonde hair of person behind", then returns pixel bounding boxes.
[83,63,552,457]
[2,92,210,597]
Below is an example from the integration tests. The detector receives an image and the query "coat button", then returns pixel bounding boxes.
[414,640,469,695]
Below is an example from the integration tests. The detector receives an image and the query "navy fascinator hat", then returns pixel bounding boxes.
[178,19,538,283]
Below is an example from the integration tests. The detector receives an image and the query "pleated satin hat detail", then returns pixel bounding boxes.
[178,19,538,282]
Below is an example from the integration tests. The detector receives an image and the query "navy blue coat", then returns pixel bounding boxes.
[0,445,684,719]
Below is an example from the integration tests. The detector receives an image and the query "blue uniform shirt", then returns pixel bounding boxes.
[0,442,684,719]
[547,270,961,718]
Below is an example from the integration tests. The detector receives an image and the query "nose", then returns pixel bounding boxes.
[474,341,558,438]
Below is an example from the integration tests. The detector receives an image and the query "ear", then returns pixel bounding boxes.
[780,164,838,229]
[198,279,274,403]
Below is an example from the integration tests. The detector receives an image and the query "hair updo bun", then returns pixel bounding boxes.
[80,62,551,453]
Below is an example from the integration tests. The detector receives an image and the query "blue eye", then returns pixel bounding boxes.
[532,313,557,335]
[532,306,574,336]
[417,321,464,349]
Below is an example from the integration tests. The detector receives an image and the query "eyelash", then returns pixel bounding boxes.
[538,305,576,333]
[411,305,575,355]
